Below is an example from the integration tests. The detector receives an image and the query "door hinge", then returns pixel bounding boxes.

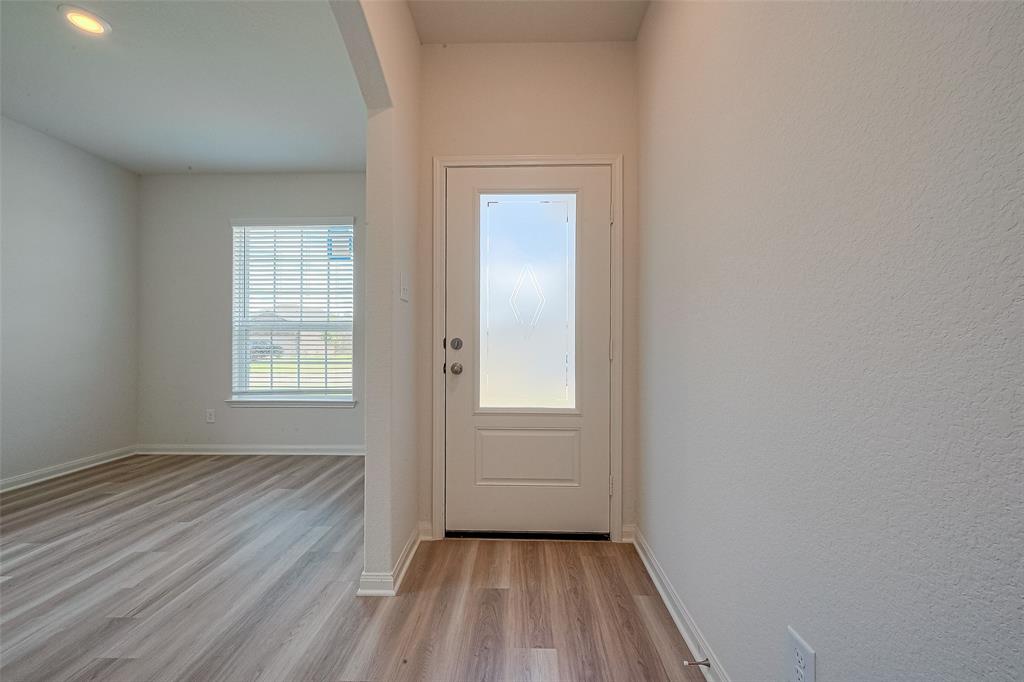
[609,474,614,497]
[609,336,614,361]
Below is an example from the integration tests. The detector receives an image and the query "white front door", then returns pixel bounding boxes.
[444,165,612,534]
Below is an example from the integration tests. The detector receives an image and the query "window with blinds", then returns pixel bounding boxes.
[232,221,355,401]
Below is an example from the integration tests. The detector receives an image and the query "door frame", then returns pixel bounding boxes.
[430,155,625,541]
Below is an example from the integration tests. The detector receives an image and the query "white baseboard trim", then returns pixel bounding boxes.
[631,527,731,682]
[135,444,365,456]
[356,521,430,597]
[419,518,442,540]
[0,445,137,492]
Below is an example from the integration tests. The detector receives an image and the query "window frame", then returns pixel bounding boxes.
[228,218,358,408]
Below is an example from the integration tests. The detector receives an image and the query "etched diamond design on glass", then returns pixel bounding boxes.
[508,264,546,335]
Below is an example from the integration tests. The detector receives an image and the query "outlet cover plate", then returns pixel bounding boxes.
[787,626,815,682]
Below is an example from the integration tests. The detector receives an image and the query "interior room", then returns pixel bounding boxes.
[1,1,1020,681]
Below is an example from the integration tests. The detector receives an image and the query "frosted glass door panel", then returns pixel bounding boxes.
[479,194,576,409]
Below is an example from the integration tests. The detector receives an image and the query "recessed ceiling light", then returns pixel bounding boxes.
[59,5,111,36]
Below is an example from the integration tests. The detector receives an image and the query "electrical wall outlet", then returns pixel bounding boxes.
[205,408,216,424]
[787,627,815,682]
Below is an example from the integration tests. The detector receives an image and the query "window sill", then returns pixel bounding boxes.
[225,398,358,408]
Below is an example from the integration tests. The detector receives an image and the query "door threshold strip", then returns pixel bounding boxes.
[445,530,610,541]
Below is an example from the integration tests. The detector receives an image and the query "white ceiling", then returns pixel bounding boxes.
[409,0,649,44]
[1,1,366,174]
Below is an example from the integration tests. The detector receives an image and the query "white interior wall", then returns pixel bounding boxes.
[334,0,422,588]
[636,3,1023,681]
[417,41,639,528]
[0,115,139,483]
[137,172,366,451]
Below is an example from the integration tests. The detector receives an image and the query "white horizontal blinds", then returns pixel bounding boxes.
[232,222,354,399]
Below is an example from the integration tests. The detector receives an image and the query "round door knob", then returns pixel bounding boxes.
[450,362,464,375]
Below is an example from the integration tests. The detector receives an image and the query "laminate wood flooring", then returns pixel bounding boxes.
[0,455,701,681]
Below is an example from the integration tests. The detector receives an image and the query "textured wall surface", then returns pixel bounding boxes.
[636,3,1023,681]
[1,116,138,478]
[137,173,366,449]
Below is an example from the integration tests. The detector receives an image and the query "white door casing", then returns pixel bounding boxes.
[443,164,614,534]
